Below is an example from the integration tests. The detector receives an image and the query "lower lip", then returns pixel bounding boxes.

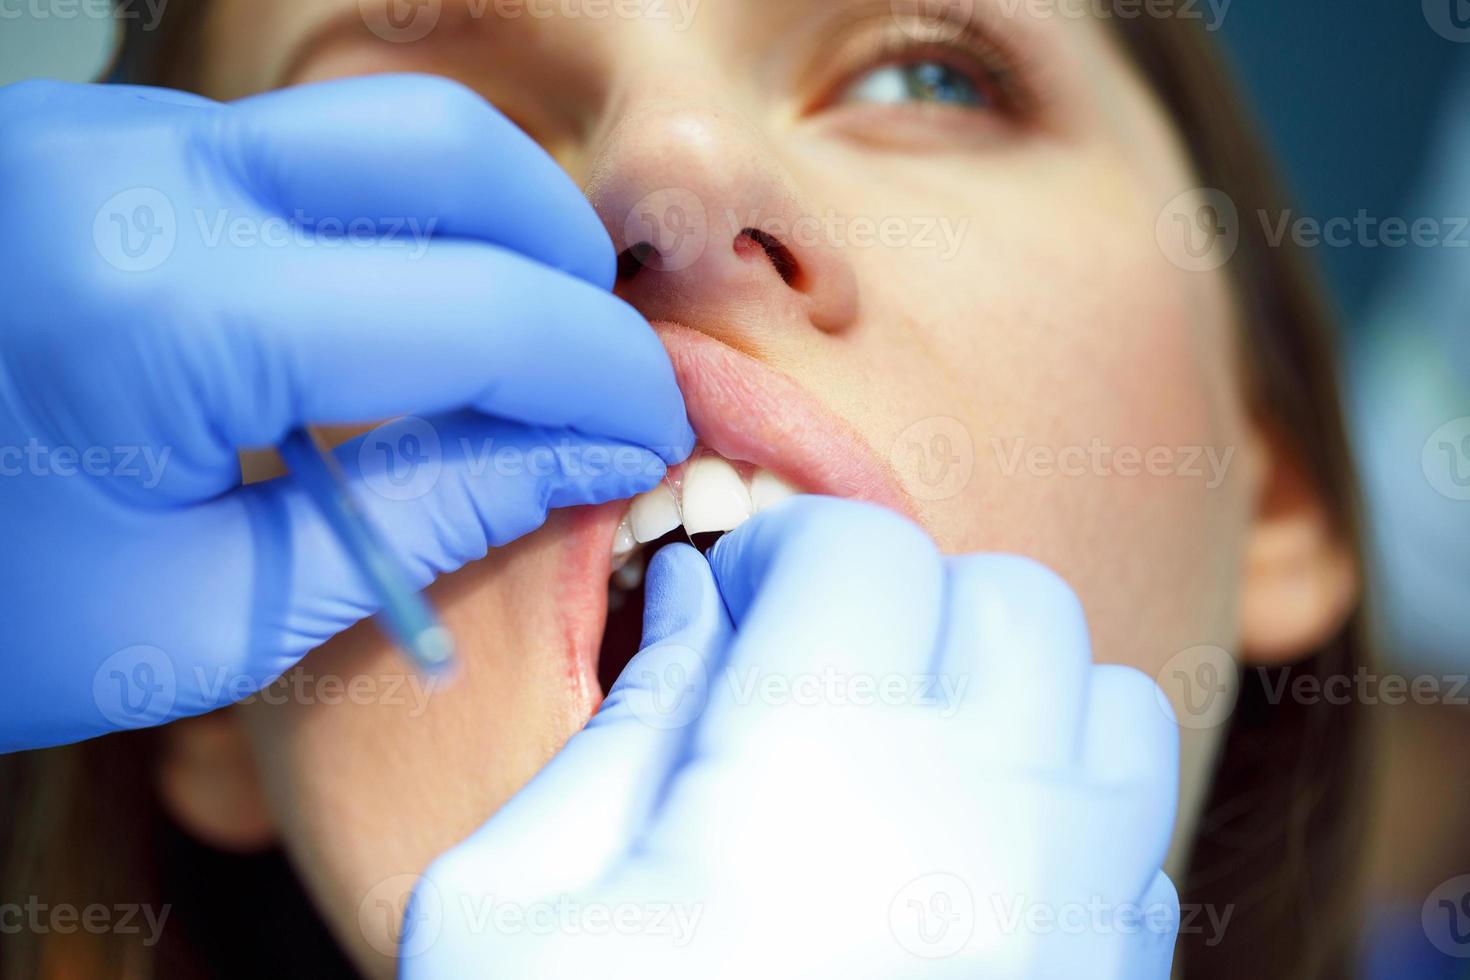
[554,501,629,716]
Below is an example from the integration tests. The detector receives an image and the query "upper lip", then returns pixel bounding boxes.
[651,320,916,519]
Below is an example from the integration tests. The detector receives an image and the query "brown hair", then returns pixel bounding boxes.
[1107,11,1370,979]
[3,5,1371,978]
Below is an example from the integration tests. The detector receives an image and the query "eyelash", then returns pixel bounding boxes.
[867,37,1018,111]
[810,13,1039,122]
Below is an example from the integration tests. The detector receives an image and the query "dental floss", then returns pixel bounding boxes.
[664,470,698,547]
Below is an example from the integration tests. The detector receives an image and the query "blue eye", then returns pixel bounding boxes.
[839,61,990,110]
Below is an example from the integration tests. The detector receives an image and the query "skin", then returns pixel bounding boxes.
[156,1,1358,976]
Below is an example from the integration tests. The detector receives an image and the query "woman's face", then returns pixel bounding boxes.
[168,1,1322,975]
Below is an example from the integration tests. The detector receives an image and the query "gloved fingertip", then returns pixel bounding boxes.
[640,543,719,648]
[544,446,667,510]
[656,418,698,466]
[703,510,780,623]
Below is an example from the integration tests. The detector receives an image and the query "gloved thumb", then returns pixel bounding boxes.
[416,542,731,905]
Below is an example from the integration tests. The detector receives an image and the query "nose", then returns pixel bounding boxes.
[585,96,859,339]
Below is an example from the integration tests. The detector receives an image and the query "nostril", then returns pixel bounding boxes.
[617,241,658,282]
[737,228,801,288]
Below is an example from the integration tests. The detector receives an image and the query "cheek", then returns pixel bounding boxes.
[842,174,1254,683]
[236,513,595,979]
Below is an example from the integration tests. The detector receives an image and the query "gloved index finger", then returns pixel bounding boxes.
[938,553,1094,772]
[192,241,694,467]
[702,496,946,726]
[221,74,616,290]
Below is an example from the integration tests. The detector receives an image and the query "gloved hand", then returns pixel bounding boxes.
[0,75,693,752]
[404,497,1181,979]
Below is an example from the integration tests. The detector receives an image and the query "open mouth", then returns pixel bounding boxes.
[597,448,804,692]
[561,320,918,710]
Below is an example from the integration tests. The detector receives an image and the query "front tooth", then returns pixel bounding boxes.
[682,457,753,534]
[750,469,799,512]
[630,483,680,543]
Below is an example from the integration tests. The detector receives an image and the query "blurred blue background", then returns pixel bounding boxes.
[1222,0,1464,321]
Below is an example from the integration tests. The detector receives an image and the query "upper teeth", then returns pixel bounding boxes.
[682,456,753,535]
[616,456,799,558]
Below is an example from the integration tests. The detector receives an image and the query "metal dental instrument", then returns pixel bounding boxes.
[278,428,456,676]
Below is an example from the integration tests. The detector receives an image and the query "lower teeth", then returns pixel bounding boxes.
[611,553,645,593]
[608,530,727,598]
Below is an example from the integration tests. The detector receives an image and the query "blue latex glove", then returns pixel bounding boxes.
[0,75,693,752]
[404,498,1181,978]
